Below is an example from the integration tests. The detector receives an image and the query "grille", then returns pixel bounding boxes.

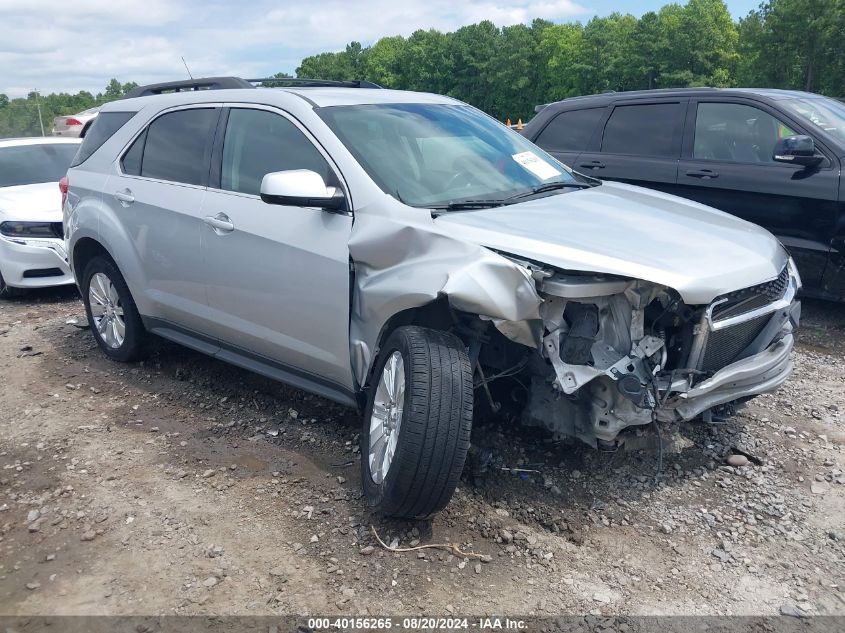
[699,313,771,373]
[50,222,64,239]
[711,265,789,320]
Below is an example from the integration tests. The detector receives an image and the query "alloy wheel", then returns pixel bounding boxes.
[368,351,405,484]
[88,272,125,349]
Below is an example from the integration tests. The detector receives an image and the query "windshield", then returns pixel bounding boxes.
[781,96,845,142]
[319,103,582,207]
[0,143,78,188]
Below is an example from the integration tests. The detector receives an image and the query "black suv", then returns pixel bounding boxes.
[524,88,845,301]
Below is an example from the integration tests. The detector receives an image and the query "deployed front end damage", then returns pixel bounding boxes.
[512,259,801,448]
[348,211,800,451]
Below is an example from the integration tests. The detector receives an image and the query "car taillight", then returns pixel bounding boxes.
[59,176,69,208]
[65,118,82,126]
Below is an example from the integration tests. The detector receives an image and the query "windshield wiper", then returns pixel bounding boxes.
[505,181,596,201]
[430,199,508,213]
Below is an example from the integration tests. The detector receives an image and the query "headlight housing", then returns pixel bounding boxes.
[0,221,61,239]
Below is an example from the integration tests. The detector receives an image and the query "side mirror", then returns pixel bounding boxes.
[259,170,346,211]
[773,135,822,167]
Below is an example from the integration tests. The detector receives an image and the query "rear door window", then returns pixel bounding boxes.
[600,103,684,157]
[535,108,605,152]
[70,111,135,167]
[140,108,217,186]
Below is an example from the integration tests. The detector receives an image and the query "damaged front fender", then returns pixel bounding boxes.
[348,209,542,387]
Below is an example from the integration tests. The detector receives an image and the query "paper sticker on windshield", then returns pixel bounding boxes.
[512,151,561,180]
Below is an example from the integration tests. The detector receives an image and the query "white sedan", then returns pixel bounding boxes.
[0,137,80,297]
[52,106,101,137]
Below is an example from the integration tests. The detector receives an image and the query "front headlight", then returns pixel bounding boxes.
[787,256,802,290]
[0,221,59,239]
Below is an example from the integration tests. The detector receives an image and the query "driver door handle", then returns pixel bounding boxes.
[580,160,605,169]
[203,213,234,233]
[685,169,719,179]
[113,189,135,205]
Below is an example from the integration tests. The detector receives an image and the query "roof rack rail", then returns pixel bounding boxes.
[122,76,382,99]
[248,77,382,89]
[122,77,255,99]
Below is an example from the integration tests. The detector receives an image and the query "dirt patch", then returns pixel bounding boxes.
[0,288,843,617]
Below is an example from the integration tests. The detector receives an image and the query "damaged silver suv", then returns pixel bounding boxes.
[65,77,801,519]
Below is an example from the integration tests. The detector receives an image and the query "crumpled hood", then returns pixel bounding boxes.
[434,181,788,305]
[0,182,63,222]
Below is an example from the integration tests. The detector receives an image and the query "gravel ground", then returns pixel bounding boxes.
[0,287,843,618]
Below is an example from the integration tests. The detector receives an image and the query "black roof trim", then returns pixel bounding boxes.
[249,78,382,89]
[122,77,255,98]
[536,87,823,111]
[122,76,382,99]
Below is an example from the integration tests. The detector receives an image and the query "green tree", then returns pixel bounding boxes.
[538,22,584,101]
[657,0,738,87]
[492,23,544,121]
[634,11,665,89]
[260,72,292,87]
[365,36,405,87]
[103,78,124,100]
[0,80,137,137]
[396,29,454,95]
[296,51,350,80]
[296,41,369,80]
[448,21,499,112]
[738,0,843,94]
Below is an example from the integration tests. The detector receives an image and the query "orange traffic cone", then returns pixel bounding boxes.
[506,117,511,127]
[517,118,523,131]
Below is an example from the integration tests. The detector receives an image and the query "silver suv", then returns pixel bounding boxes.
[65,77,801,519]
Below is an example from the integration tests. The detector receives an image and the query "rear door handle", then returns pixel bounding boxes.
[203,213,234,234]
[580,161,605,169]
[114,189,134,205]
[685,169,719,179]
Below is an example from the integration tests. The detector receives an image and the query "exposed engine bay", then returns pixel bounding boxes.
[465,258,802,449]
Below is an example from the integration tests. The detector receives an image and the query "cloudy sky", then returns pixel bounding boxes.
[0,0,759,98]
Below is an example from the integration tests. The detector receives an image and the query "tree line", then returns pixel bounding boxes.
[293,0,845,120]
[1,0,842,137]
[0,79,138,138]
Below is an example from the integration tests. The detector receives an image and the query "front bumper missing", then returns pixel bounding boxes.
[531,274,800,446]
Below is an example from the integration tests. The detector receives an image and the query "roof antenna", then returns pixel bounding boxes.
[181,56,194,80]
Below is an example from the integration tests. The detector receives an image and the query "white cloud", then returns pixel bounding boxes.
[0,0,588,98]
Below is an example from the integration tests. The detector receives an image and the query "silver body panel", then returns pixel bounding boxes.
[65,86,799,444]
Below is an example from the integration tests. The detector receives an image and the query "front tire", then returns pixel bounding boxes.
[361,326,473,519]
[82,256,147,362]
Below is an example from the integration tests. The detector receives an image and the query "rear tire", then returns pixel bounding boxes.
[81,256,148,362]
[361,326,473,519]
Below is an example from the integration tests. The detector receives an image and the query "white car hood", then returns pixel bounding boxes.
[434,181,788,305]
[0,182,63,222]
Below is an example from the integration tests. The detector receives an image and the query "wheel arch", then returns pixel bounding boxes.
[72,237,114,282]
[355,295,508,402]
[362,297,453,383]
